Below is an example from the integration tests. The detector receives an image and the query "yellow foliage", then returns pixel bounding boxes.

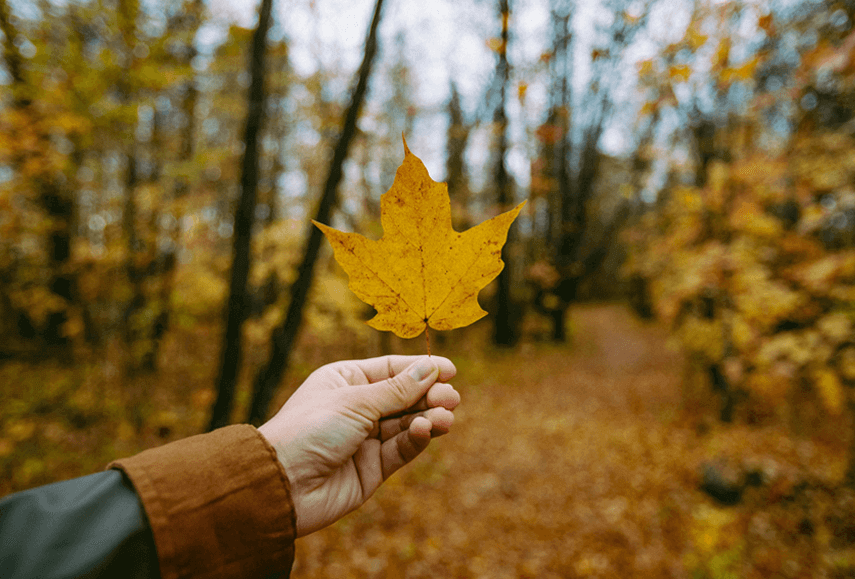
[713,39,731,69]
[678,317,724,362]
[62,313,85,340]
[485,37,504,54]
[813,368,845,415]
[690,504,738,556]
[5,419,36,442]
[745,369,790,402]
[637,59,655,77]
[251,219,303,286]
[677,186,704,213]
[685,25,708,51]
[720,57,760,85]
[817,313,851,344]
[734,273,804,331]
[173,264,227,320]
[10,286,67,327]
[731,315,757,351]
[837,346,855,382]
[306,274,370,341]
[54,112,92,135]
[669,65,692,82]
[626,125,855,418]
[639,100,658,117]
[244,306,284,350]
[756,332,800,366]
[729,200,781,238]
[795,256,840,293]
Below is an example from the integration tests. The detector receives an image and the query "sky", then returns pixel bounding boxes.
[169,0,795,213]
[197,0,653,194]
[10,0,796,199]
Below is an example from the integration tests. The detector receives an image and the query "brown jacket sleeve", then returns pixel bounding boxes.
[108,424,296,579]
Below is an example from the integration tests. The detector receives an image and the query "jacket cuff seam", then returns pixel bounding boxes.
[249,426,298,543]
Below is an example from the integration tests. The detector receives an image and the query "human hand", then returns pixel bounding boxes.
[257,355,459,537]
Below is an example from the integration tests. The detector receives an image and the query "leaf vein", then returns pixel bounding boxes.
[339,242,422,322]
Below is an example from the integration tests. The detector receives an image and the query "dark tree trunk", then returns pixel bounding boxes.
[122,150,145,361]
[208,0,275,431]
[543,5,645,342]
[117,0,151,376]
[845,397,855,488]
[246,0,386,426]
[42,182,74,350]
[690,106,734,423]
[710,364,735,423]
[446,82,471,231]
[492,0,519,348]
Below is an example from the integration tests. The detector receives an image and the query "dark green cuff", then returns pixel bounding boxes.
[0,470,159,579]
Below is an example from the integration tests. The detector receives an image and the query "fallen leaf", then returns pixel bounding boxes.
[314,138,525,339]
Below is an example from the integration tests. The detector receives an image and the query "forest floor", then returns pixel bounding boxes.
[2,303,855,578]
[295,304,855,579]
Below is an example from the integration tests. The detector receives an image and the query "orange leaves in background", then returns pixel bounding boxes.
[758,13,774,35]
[314,138,525,340]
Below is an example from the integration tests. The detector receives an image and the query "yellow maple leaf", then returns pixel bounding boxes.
[314,138,526,340]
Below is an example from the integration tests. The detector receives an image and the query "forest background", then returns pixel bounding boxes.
[4,0,855,576]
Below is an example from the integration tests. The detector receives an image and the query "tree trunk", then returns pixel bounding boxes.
[122,150,146,371]
[208,0,275,431]
[492,0,519,348]
[246,0,386,426]
[845,397,855,488]
[446,82,471,231]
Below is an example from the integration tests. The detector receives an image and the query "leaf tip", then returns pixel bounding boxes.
[311,219,332,235]
[402,133,411,156]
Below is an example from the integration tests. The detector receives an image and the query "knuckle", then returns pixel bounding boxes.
[385,375,413,408]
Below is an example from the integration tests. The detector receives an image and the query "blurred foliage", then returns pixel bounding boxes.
[4,0,855,575]
[625,0,855,449]
[0,0,364,369]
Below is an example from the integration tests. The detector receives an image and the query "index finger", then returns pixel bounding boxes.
[344,355,456,384]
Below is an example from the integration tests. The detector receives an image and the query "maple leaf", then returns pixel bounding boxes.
[314,138,525,340]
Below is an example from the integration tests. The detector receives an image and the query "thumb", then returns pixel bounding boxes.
[354,357,439,419]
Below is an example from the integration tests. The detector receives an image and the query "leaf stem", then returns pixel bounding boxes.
[425,326,431,356]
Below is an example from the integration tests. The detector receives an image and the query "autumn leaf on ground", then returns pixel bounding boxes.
[313,138,525,341]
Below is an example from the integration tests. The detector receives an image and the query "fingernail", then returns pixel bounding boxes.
[409,359,437,384]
